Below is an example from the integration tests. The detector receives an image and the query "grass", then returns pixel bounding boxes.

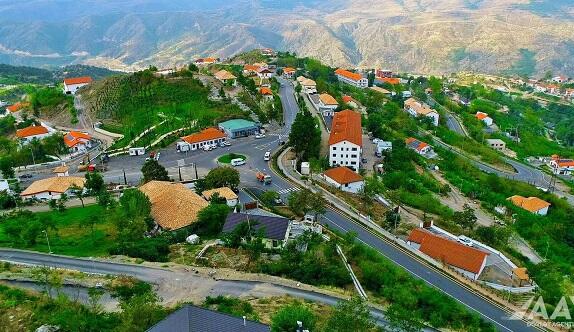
[0,205,117,257]
[217,153,246,164]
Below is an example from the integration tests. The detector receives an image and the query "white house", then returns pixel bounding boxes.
[53,165,70,177]
[202,187,239,207]
[214,70,237,86]
[297,76,317,94]
[329,110,362,171]
[324,166,364,193]
[257,68,274,79]
[16,124,55,144]
[63,77,92,95]
[404,98,439,126]
[405,137,433,156]
[335,69,368,88]
[178,127,226,152]
[318,93,339,116]
[552,76,568,83]
[282,67,296,79]
[63,131,92,153]
[475,112,493,127]
[549,155,574,175]
[508,195,551,216]
[486,139,506,151]
[20,176,86,201]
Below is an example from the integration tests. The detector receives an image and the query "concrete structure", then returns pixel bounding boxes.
[376,141,393,154]
[147,304,270,332]
[486,139,506,151]
[179,128,226,151]
[139,181,208,230]
[218,119,260,139]
[475,112,493,127]
[369,86,392,96]
[63,76,92,94]
[64,131,92,153]
[0,180,10,194]
[508,195,551,216]
[259,87,274,101]
[318,93,338,116]
[5,102,30,115]
[256,68,273,79]
[20,176,85,201]
[328,110,362,171]
[404,98,439,126]
[335,68,368,88]
[407,228,489,281]
[202,187,239,207]
[222,213,291,249]
[324,166,364,193]
[300,162,310,175]
[282,67,296,79]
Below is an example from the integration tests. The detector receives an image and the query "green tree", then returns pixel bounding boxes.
[0,156,15,179]
[323,297,377,332]
[260,190,280,207]
[96,189,115,209]
[85,172,105,194]
[114,189,152,241]
[69,184,85,208]
[204,167,240,191]
[141,159,169,183]
[384,208,401,233]
[194,203,230,236]
[453,204,477,231]
[117,287,165,331]
[271,303,316,332]
[87,287,105,313]
[287,188,326,219]
[288,111,321,161]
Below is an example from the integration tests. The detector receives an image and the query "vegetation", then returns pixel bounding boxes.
[217,153,246,164]
[271,303,316,332]
[196,166,241,192]
[141,159,170,183]
[288,110,321,161]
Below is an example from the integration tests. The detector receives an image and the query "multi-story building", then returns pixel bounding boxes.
[63,76,92,94]
[334,69,368,88]
[404,98,439,126]
[328,110,362,171]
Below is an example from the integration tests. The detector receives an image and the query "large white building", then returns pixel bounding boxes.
[20,176,86,201]
[328,110,362,171]
[63,77,92,95]
[335,69,368,88]
[404,98,439,126]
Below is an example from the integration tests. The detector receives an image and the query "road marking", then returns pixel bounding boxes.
[277,187,300,194]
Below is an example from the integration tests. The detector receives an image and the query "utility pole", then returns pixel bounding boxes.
[123,169,127,185]
[194,163,198,180]
[42,230,52,254]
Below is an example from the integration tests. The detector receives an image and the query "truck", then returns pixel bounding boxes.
[256,171,272,185]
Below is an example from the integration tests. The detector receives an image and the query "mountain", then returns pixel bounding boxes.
[0,64,121,84]
[1,0,574,76]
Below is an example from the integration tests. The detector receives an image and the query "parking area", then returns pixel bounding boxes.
[361,134,378,175]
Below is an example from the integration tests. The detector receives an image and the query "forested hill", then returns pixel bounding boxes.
[0,64,122,85]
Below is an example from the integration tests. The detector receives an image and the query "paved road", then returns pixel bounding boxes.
[0,248,390,326]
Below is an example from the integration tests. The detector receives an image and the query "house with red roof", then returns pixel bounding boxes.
[5,102,30,115]
[177,128,227,152]
[64,131,92,153]
[16,124,55,144]
[328,110,362,171]
[407,228,489,280]
[405,137,434,157]
[549,155,574,175]
[404,98,439,126]
[323,166,364,193]
[259,87,274,101]
[282,67,296,79]
[63,76,92,95]
[194,57,218,66]
[475,111,493,127]
[335,69,368,88]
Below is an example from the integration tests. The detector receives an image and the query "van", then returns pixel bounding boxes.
[264,152,271,161]
[230,158,245,166]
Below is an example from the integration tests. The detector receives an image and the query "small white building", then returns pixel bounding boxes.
[328,110,362,171]
[405,137,433,156]
[296,76,317,94]
[324,166,364,193]
[178,127,226,151]
[376,141,393,155]
[334,69,368,88]
[64,131,92,153]
[20,176,86,201]
[63,77,92,94]
[214,70,237,86]
[257,68,274,79]
[53,165,69,177]
[404,98,439,126]
[202,187,239,207]
[318,93,339,116]
[300,162,310,175]
[486,139,506,151]
[549,156,574,175]
[508,195,551,216]
[282,67,296,79]
[475,112,493,127]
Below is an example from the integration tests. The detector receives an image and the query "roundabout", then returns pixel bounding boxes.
[217,153,247,164]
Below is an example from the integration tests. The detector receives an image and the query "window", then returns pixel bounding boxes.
[332,147,337,151]
[272,240,279,247]
[352,148,357,151]
[332,154,337,157]
[351,161,356,165]
[351,154,357,158]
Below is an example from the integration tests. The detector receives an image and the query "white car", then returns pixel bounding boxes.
[372,138,381,144]
[264,151,271,161]
[222,141,231,146]
[255,134,266,139]
[202,145,212,151]
[457,235,473,247]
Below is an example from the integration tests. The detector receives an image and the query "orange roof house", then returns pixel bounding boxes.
[408,229,489,278]
[64,131,91,148]
[63,77,92,85]
[508,195,551,215]
[319,93,338,106]
[182,128,226,145]
[380,77,400,85]
[324,166,363,185]
[342,95,353,103]
[328,110,362,146]
[475,112,489,120]
[259,87,273,95]
[6,102,30,113]
[243,64,260,72]
[283,67,295,73]
[335,68,363,82]
[16,125,49,139]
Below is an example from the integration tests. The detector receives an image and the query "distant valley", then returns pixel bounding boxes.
[1,0,574,76]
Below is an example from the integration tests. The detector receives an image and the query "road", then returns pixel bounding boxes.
[0,248,390,326]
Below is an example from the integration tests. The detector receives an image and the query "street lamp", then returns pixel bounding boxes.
[42,230,52,254]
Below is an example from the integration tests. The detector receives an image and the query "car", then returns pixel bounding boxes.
[278,140,286,146]
[274,197,283,205]
[154,152,161,161]
[219,141,226,147]
[19,173,33,179]
[230,158,246,166]
[457,235,473,247]
[222,141,231,146]
[255,134,266,139]
[264,151,271,161]
[202,145,212,151]
[372,138,381,144]
[361,158,368,164]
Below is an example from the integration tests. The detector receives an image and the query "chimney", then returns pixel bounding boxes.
[243,316,246,326]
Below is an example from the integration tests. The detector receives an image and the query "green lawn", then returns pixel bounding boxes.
[0,205,117,257]
[218,153,246,164]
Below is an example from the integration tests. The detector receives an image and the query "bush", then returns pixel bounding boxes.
[109,238,170,262]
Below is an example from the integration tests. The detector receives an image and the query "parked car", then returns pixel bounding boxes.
[219,141,226,147]
[203,145,212,151]
[154,152,161,161]
[19,173,33,179]
[222,141,231,146]
[264,151,271,161]
[231,158,246,166]
[255,134,266,139]
[457,235,473,247]
[372,138,381,144]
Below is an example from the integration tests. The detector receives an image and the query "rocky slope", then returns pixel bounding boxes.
[0,0,573,76]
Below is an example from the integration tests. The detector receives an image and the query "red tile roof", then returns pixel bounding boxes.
[342,95,353,103]
[63,76,92,85]
[182,128,226,144]
[475,112,489,120]
[260,87,273,95]
[64,131,91,147]
[508,195,551,213]
[380,77,400,85]
[408,229,488,274]
[328,110,362,147]
[6,102,30,113]
[335,68,363,82]
[283,67,296,73]
[324,166,363,185]
[16,125,49,138]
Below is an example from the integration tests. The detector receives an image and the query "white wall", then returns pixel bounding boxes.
[329,141,361,171]
[325,175,364,193]
[64,83,89,94]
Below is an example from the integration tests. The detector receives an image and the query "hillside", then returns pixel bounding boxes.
[1,0,574,76]
[0,64,122,85]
